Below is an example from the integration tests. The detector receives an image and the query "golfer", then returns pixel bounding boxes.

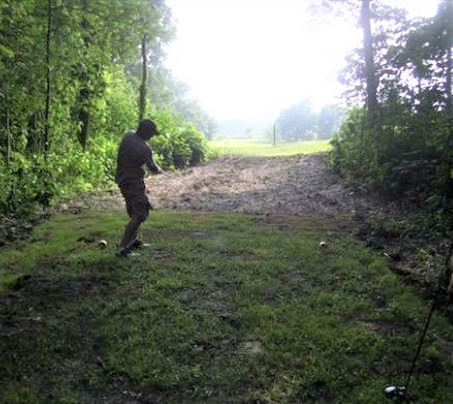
[115,119,162,257]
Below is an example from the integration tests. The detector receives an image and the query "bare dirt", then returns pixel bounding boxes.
[148,154,388,215]
[81,154,389,217]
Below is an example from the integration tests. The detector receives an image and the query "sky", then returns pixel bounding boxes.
[164,0,441,125]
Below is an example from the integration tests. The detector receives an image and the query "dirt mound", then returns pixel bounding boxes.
[144,154,384,216]
[61,154,391,218]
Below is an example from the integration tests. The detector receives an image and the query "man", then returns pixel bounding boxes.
[116,119,162,257]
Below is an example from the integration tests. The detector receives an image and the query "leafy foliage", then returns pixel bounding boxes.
[329,0,452,213]
[0,0,212,217]
[151,110,211,170]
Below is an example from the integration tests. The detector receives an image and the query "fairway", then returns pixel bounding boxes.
[1,210,452,402]
[209,139,331,156]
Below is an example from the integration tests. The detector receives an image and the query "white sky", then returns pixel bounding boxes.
[164,0,441,123]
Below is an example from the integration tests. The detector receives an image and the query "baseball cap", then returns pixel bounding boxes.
[137,119,160,136]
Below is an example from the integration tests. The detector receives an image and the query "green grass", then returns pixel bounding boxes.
[1,210,453,403]
[209,138,331,156]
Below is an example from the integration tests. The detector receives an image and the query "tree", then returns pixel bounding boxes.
[0,0,179,215]
[330,0,453,209]
[139,34,148,122]
[44,0,52,159]
[360,0,379,132]
[174,98,217,139]
[278,100,317,141]
[318,105,345,139]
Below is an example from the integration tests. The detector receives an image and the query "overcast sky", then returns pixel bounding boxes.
[164,0,441,123]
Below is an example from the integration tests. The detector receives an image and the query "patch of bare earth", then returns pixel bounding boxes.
[147,154,388,215]
[77,154,388,217]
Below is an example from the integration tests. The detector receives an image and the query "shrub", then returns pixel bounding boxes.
[329,105,449,206]
[0,154,54,217]
[328,107,380,187]
[151,110,211,170]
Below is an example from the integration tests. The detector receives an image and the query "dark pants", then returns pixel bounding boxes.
[119,181,151,223]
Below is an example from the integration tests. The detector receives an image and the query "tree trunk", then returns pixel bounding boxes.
[139,34,147,123]
[6,92,11,166]
[44,0,52,160]
[360,0,379,133]
[446,30,451,117]
[78,103,90,151]
[78,0,90,151]
[445,0,453,214]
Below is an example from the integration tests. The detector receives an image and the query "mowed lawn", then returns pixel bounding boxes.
[1,210,453,403]
[209,139,331,156]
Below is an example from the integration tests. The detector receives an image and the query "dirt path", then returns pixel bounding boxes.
[93,154,387,217]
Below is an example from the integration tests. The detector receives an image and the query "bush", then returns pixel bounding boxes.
[0,155,54,217]
[0,75,212,218]
[151,110,211,170]
[328,107,381,187]
[329,106,449,206]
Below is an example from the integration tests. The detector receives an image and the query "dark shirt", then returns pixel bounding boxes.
[115,130,159,185]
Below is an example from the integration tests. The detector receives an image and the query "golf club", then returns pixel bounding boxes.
[383,242,453,401]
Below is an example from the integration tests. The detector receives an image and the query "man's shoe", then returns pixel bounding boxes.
[116,247,141,258]
[129,239,151,250]
[116,247,130,257]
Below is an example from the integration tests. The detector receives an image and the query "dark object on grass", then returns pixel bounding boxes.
[384,385,407,400]
[116,247,140,258]
[130,239,150,250]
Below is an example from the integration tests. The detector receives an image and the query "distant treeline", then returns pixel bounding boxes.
[276,102,344,141]
[215,103,344,142]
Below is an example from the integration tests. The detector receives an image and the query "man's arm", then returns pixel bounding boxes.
[144,147,162,174]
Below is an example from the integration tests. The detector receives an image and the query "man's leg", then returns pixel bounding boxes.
[117,181,150,256]
[119,216,143,249]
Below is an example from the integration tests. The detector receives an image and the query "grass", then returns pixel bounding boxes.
[1,210,453,403]
[209,138,331,157]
